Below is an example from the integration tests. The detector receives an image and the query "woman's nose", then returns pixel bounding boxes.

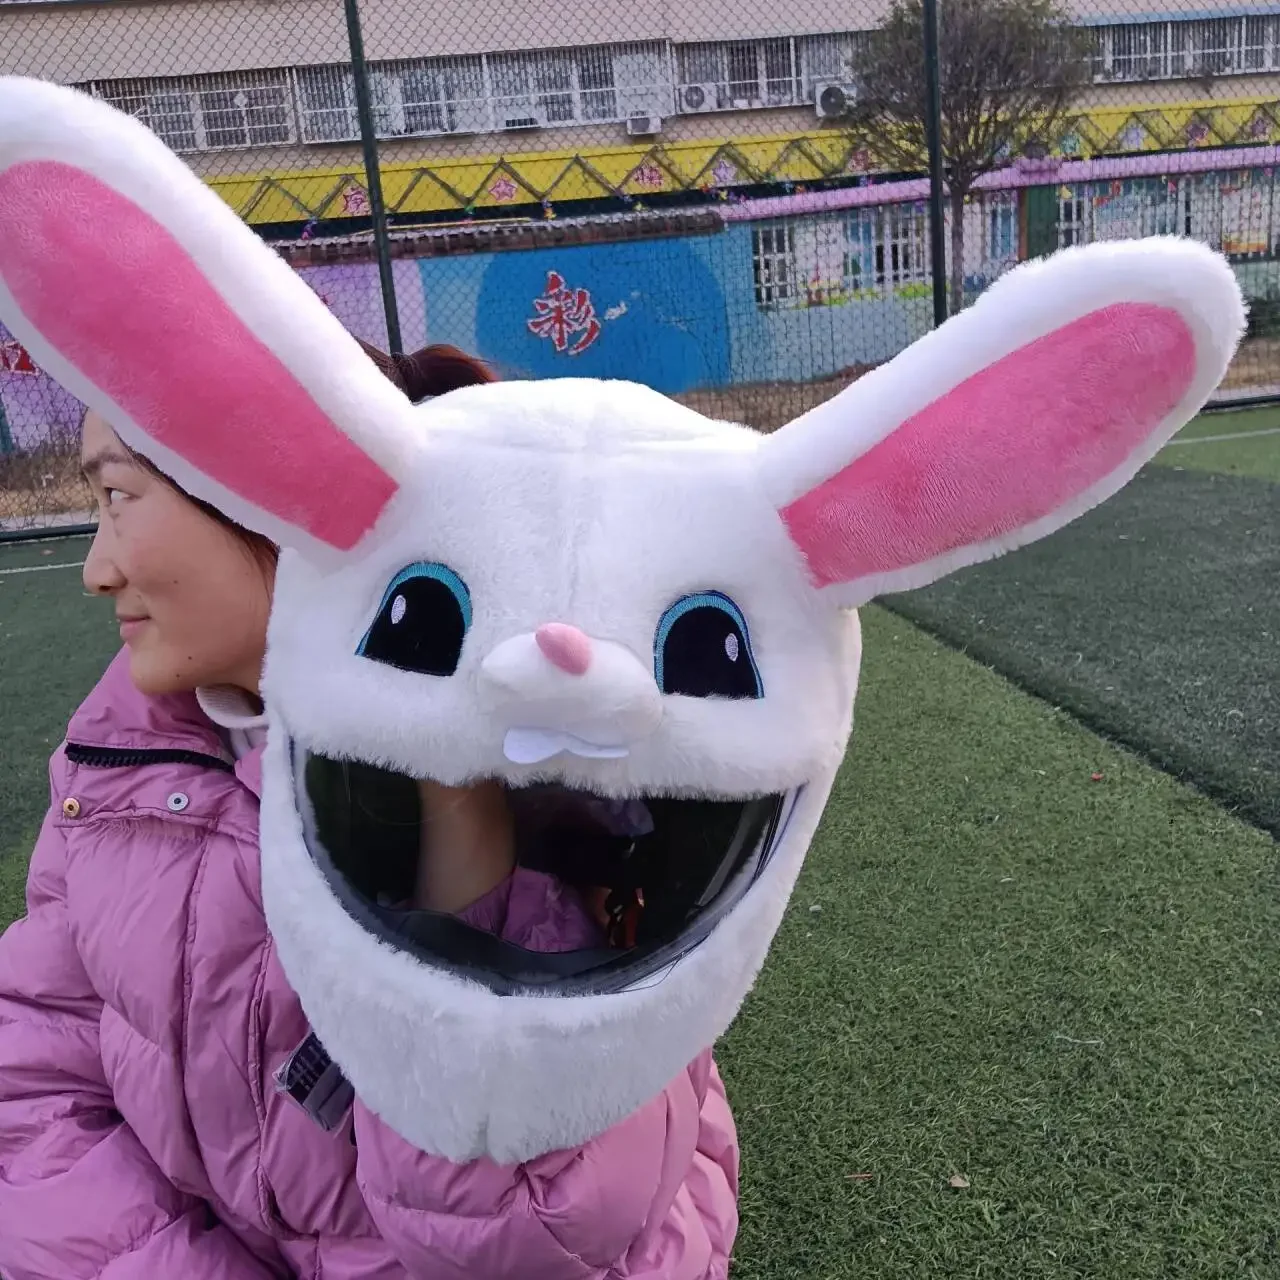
[535,623,591,675]
[82,526,124,595]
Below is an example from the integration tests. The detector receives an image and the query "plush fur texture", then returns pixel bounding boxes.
[0,75,1246,1162]
[0,160,399,551]
[0,77,413,562]
[262,667,854,1163]
[764,237,1245,607]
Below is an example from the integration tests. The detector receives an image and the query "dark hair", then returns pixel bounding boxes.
[356,339,496,403]
[113,337,495,564]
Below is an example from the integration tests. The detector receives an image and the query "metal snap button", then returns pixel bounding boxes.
[166,792,190,813]
[61,797,81,819]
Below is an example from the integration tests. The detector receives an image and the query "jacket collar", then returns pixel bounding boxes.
[68,647,263,799]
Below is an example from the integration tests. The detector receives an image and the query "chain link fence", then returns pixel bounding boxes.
[1,0,1277,537]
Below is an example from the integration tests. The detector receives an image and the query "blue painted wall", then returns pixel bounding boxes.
[706,225,932,383]
[420,235,731,393]
[416,220,936,393]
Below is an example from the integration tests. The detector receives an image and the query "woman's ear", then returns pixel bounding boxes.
[0,76,417,561]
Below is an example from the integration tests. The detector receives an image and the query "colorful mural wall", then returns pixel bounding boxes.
[411,221,943,392]
[206,94,1280,228]
[6,151,1279,457]
[0,325,84,454]
[296,258,429,352]
[418,235,730,391]
[0,218,944,455]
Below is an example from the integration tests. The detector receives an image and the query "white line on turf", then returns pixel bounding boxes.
[0,560,86,577]
[1165,426,1280,446]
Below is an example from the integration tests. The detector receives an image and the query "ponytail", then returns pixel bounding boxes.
[357,339,495,404]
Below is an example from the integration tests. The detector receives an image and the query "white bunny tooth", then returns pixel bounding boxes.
[503,728,629,765]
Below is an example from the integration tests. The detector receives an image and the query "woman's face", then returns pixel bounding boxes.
[81,411,275,696]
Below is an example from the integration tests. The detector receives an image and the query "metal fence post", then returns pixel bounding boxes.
[343,0,404,355]
[922,0,948,326]
[0,396,12,457]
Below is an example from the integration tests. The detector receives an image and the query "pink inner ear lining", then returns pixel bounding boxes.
[0,159,397,550]
[780,302,1198,589]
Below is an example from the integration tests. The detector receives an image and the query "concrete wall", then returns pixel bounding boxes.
[4,0,1276,87]
[1,0,878,81]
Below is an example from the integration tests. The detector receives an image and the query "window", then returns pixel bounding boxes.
[752,206,934,311]
[299,47,665,139]
[483,43,666,129]
[677,33,867,111]
[797,32,864,98]
[1216,171,1271,256]
[677,39,799,110]
[490,50,573,126]
[1245,15,1275,71]
[613,46,671,119]
[1056,179,1190,250]
[987,195,1017,262]
[94,73,293,152]
[295,65,361,142]
[752,223,796,307]
[1174,18,1240,76]
[376,57,487,136]
[1058,193,1088,248]
[876,205,929,288]
[844,211,876,290]
[577,47,618,121]
[1110,22,1168,80]
[138,90,198,153]
[1094,16,1280,82]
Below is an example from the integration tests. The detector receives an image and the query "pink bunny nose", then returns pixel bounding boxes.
[535,623,592,676]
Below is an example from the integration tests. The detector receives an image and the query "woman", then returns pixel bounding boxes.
[0,341,739,1279]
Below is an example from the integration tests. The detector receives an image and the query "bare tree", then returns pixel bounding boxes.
[848,0,1091,312]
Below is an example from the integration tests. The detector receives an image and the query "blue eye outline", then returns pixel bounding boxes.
[356,561,472,658]
[653,590,763,699]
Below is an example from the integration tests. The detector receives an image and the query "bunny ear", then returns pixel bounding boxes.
[761,237,1245,607]
[0,77,414,557]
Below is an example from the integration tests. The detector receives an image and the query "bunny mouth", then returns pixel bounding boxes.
[291,741,799,997]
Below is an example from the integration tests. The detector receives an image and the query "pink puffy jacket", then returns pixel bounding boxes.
[0,651,739,1279]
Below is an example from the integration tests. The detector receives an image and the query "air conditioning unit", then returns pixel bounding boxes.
[626,113,662,137]
[814,82,857,120]
[679,83,719,114]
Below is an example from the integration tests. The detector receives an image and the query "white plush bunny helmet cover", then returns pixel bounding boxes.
[0,76,1243,1163]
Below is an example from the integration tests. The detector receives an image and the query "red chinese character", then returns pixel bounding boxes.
[0,338,38,374]
[527,271,601,356]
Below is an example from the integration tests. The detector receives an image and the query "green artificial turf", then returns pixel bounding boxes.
[721,608,1279,1278]
[885,465,1280,838]
[1156,406,1280,482]
[1179,407,1280,439]
[0,537,116,883]
[1,513,1277,1277]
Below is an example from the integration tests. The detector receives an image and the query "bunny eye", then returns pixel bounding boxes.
[358,562,471,676]
[654,592,762,700]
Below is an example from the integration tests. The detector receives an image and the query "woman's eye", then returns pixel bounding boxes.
[105,488,128,506]
[654,592,762,699]
[357,562,471,677]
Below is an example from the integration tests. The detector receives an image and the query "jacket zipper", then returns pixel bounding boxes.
[65,742,235,774]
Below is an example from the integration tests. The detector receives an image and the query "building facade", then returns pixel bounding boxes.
[4,0,1280,226]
